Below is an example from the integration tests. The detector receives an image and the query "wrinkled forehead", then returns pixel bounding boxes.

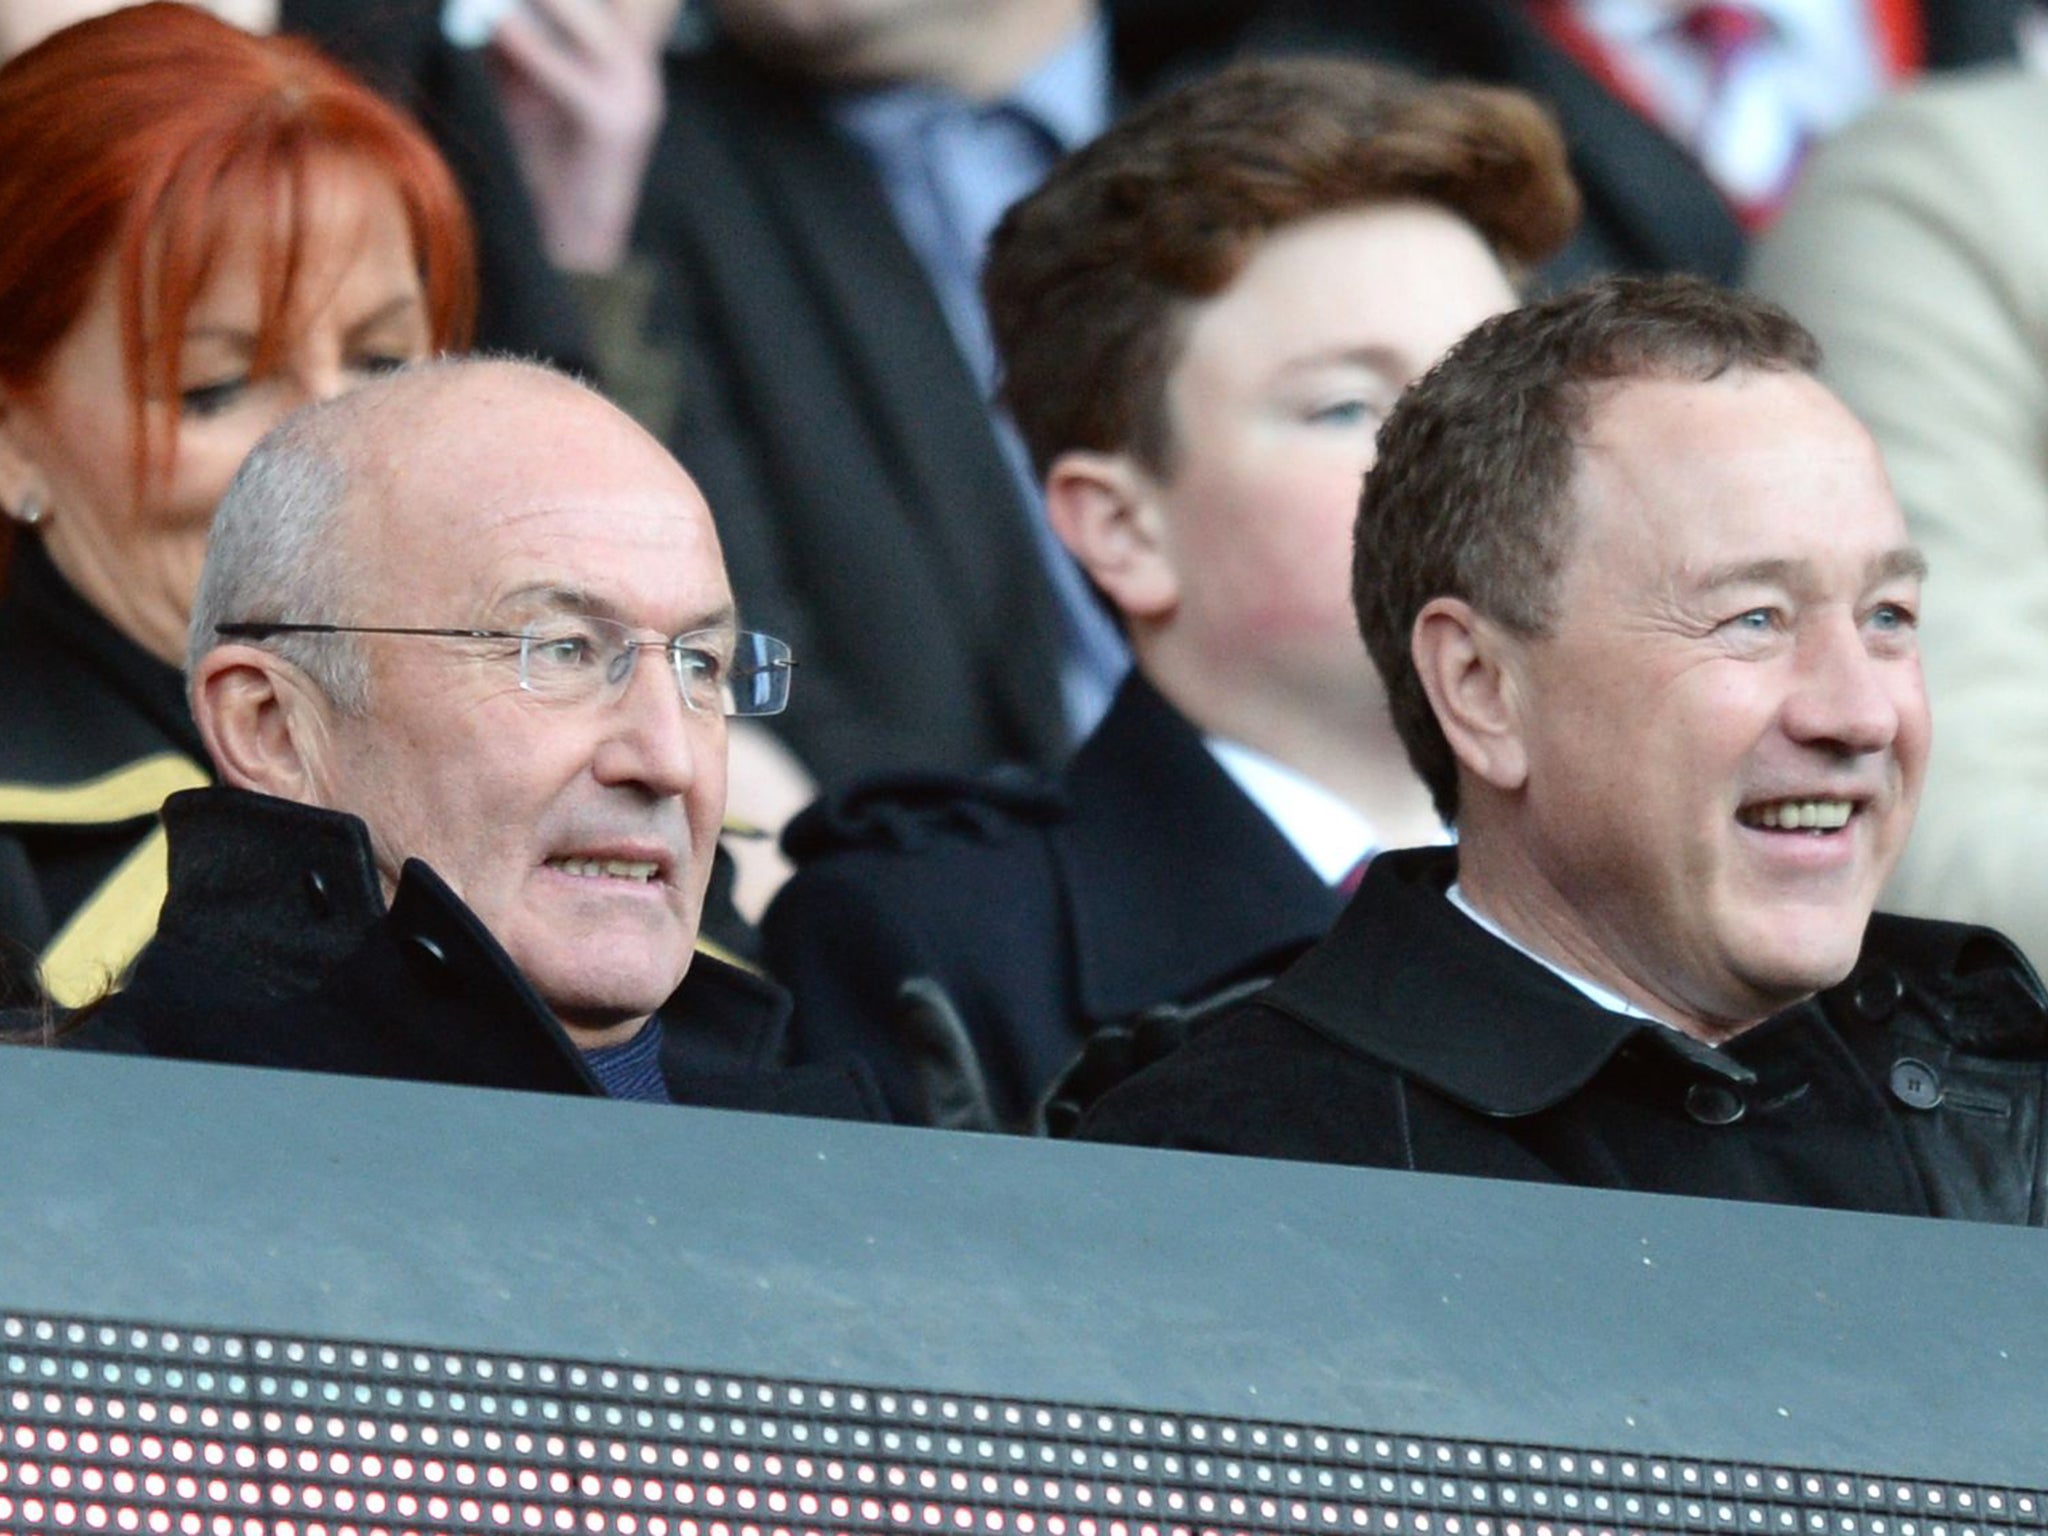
[371,492,731,626]
[345,387,730,623]
[1562,370,1904,561]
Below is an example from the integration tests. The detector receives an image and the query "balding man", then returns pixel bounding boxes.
[29,359,877,1118]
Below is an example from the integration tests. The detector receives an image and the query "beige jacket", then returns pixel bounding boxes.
[1750,67,2048,972]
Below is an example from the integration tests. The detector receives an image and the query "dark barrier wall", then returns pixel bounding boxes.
[1,1048,2044,1533]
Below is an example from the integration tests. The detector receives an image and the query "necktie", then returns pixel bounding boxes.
[1679,1,1807,224]
[1683,1,1769,73]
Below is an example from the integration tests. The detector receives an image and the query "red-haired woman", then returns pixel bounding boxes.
[0,2,475,1007]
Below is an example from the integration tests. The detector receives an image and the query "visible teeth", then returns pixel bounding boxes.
[548,857,659,881]
[1744,800,1853,832]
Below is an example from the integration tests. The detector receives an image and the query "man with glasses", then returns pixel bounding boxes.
[31,358,878,1120]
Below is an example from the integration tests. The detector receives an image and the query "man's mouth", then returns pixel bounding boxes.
[545,856,663,882]
[1737,798,1855,833]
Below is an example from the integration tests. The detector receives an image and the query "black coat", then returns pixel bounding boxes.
[1079,846,2048,1224]
[0,539,209,1010]
[763,674,1342,1127]
[35,787,881,1122]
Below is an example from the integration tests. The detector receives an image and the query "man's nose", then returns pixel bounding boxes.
[1782,613,1903,756]
[589,647,715,799]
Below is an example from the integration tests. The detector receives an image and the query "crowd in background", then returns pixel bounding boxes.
[5,0,2048,1222]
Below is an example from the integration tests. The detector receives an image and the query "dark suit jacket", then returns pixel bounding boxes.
[1079,846,2048,1224]
[762,673,1343,1126]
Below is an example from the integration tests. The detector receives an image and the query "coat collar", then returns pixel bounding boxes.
[0,535,206,790]
[133,787,789,1084]
[1267,848,2048,1118]
[1057,674,1343,1020]
[1260,847,1754,1115]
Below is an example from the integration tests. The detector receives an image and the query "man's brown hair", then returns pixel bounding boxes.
[1356,274,1824,824]
[983,55,1579,478]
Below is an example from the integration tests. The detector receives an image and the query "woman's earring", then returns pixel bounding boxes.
[8,493,43,525]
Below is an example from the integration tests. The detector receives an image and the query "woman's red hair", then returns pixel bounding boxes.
[0,1,476,574]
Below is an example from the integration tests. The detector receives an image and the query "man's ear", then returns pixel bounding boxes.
[1043,448,1178,623]
[1411,596,1529,794]
[190,644,340,803]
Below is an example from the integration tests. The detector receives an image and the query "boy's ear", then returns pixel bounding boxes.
[1411,596,1530,794]
[190,644,341,804]
[1043,448,1179,623]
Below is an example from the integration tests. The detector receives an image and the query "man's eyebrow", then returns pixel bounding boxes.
[494,583,601,618]
[1690,558,1801,592]
[1689,549,1929,594]
[494,585,739,634]
[1875,547,1930,584]
[682,603,740,635]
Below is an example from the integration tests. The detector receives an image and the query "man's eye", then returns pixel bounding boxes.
[1727,608,1778,632]
[529,631,602,667]
[1870,602,1918,632]
[676,646,727,684]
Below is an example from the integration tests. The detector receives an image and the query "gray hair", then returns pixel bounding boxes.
[187,401,369,710]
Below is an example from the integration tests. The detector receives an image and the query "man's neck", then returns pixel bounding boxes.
[1452,820,1764,1047]
[561,1013,654,1052]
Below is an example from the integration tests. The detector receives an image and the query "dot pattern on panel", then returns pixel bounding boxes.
[0,1311,2040,1536]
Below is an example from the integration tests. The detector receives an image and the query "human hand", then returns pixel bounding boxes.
[488,0,681,272]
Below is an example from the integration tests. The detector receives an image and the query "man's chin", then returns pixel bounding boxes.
[1730,922,1869,1015]
[516,943,693,1033]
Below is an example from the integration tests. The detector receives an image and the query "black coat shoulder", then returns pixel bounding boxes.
[781,769,1068,862]
[1073,1000,1426,1168]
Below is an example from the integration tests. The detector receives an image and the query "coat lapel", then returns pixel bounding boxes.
[1053,678,1342,1022]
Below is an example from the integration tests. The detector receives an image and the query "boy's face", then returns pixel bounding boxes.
[1147,201,1518,731]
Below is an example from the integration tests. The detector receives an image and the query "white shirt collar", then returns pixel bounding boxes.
[1204,737,1383,886]
[1445,879,1681,1029]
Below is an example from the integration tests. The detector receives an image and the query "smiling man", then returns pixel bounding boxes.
[30,358,876,1119]
[1080,275,2048,1224]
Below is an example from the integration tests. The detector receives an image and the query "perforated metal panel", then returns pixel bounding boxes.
[2,1047,2045,1535]
[7,1311,2042,1535]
